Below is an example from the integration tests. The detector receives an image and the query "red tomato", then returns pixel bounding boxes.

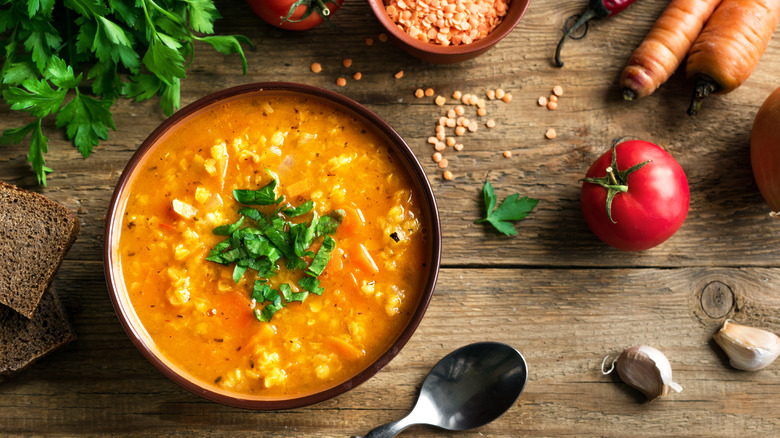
[580,140,689,251]
[751,86,780,212]
[246,0,344,30]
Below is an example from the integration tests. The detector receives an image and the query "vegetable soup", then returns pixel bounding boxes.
[115,91,431,398]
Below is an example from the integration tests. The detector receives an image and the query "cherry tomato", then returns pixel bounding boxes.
[246,0,343,30]
[580,140,689,251]
[751,86,780,213]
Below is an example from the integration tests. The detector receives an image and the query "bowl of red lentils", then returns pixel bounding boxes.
[368,0,530,64]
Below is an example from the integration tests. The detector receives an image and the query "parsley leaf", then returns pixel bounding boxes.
[475,180,539,236]
[55,91,116,157]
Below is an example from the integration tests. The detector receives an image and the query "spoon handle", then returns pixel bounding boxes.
[353,414,417,438]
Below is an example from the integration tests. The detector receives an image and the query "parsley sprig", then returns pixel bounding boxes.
[475,180,539,236]
[206,174,344,322]
[0,0,252,186]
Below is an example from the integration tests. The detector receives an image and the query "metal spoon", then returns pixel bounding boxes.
[354,342,528,438]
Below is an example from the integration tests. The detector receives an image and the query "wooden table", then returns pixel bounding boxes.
[3,0,780,436]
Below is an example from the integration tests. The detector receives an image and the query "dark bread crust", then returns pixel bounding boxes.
[0,181,81,318]
[0,286,76,378]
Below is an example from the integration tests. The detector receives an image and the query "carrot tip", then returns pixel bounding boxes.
[622,88,637,101]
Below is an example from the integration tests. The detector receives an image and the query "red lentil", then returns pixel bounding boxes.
[501,93,512,103]
[503,150,512,158]
[467,121,478,132]
[336,77,347,87]
[486,119,496,128]
[379,32,389,42]
[425,88,435,97]
[343,58,353,68]
[435,95,446,106]
[435,142,446,151]
[443,170,454,180]
[438,158,449,168]
[486,89,496,100]
[395,70,404,79]
[495,88,505,99]
[432,152,443,162]
[353,72,363,80]
[366,38,374,46]
[452,91,463,100]
[553,85,564,96]
[545,128,557,139]
[446,118,457,128]
[310,62,322,73]
[384,0,511,46]
[455,106,465,116]
[455,126,466,136]
[446,137,456,147]
[415,89,425,98]
[477,107,487,116]
[538,96,548,106]
[547,101,558,110]
[453,143,464,151]
[549,94,558,103]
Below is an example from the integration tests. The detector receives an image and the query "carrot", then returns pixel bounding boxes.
[336,205,365,237]
[285,178,312,200]
[353,244,379,274]
[620,0,723,101]
[686,0,780,115]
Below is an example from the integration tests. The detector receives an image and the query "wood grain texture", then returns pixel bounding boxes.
[2,0,780,436]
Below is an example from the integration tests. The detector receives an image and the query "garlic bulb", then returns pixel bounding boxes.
[713,320,780,371]
[603,345,682,402]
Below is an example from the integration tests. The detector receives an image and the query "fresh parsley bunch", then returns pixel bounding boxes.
[0,0,252,185]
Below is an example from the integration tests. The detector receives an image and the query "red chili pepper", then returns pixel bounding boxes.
[554,0,638,67]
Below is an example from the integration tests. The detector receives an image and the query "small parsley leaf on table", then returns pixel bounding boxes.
[475,180,539,236]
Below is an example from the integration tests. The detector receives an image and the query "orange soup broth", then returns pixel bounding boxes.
[117,93,429,398]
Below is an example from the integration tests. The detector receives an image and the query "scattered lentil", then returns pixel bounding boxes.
[547,101,558,110]
[353,72,362,80]
[415,88,425,98]
[545,128,557,139]
[447,109,456,118]
[501,93,512,103]
[468,95,478,105]
[446,118,457,128]
[432,152,443,162]
[446,137,456,147]
[476,99,486,108]
[343,58,353,68]
[436,124,445,133]
[503,150,512,158]
[461,94,471,105]
[486,119,496,128]
[395,70,404,79]
[435,95,446,106]
[549,94,558,103]
[495,88,505,99]
[537,96,548,106]
[310,62,322,73]
[379,32,389,42]
[452,90,463,100]
[454,143,464,151]
[438,117,447,126]
[366,38,374,46]
[436,131,445,141]
[553,85,564,96]
[443,170,454,180]
[427,136,438,144]
[425,88,435,97]
[455,106,465,116]
[467,121,478,132]
[486,89,496,100]
[477,107,487,116]
[455,126,466,136]
[438,158,449,169]
[336,77,347,87]
[435,142,446,151]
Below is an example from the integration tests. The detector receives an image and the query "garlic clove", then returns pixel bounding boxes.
[713,319,780,371]
[613,345,682,402]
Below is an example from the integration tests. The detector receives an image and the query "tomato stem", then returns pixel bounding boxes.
[580,144,650,224]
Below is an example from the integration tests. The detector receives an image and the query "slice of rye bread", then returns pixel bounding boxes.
[0,286,76,379]
[0,180,80,318]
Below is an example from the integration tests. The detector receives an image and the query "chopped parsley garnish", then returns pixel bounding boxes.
[475,180,539,236]
[206,175,343,322]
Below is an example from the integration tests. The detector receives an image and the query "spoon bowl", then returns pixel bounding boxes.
[356,342,528,437]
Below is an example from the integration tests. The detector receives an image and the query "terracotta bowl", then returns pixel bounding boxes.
[104,82,442,410]
[367,0,531,64]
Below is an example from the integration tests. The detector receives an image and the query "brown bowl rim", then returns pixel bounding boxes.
[103,82,442,410]
[366,0,531,58]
